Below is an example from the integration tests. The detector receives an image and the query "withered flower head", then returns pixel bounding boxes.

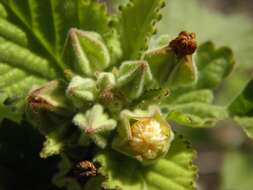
[169,31,197,57]
[75,160,97,177]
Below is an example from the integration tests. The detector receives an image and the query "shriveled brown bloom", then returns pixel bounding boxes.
[75,160,97,177]
[169,31,197,57]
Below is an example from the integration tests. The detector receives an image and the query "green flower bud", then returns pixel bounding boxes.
[62,28,110,76]
[144,31,197,89]
[73,104,117,148]
[96,72,125,113]
[112,106,174,163]
[116,60,153,99]
[96,72,116,91]
[66,76,97,108]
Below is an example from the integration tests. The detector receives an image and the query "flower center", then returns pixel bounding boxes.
[129,118,169,160]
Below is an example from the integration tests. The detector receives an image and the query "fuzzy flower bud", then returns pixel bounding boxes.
[66,76,97,108]
[116,60,153,100]
[62,28,110,76]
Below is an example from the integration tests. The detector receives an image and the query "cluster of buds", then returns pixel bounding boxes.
[26,29,197,163]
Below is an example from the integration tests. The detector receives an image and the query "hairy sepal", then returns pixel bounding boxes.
[116,60,153,100]
[62,29,111,76]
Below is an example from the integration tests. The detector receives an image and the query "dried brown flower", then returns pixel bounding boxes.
[75,160,97,177]
[169,31,197,57]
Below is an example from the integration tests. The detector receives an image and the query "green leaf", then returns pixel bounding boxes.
[229,79,253,139]
[233,117,253,140]
[106,0,128,13]
[117,0,165,60]
[163,90,226,128]
[93,135,197,190]
[0,93,22,122]
[40,132,64,158]
[229,79,253,116]
[0,0,116,122]
[221,151,253,190]
[0,4,58,121]
[171,90,214,105]
[195,41,235,89]
[166,102,228,127]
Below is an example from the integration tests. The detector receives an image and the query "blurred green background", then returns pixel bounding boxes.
[1,0,253,190]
